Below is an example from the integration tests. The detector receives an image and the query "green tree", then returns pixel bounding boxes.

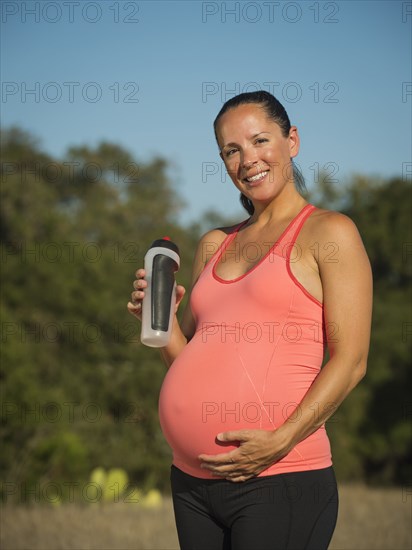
[1,127,410,505]
[308,174,412,484]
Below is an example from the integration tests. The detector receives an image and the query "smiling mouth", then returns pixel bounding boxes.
[243,170,269,184]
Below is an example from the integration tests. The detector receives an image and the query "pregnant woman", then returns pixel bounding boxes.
[127,91,373,550]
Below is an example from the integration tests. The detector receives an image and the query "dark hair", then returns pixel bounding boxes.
[213,90,306,215]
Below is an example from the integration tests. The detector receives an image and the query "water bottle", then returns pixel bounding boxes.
[140,237,180,347]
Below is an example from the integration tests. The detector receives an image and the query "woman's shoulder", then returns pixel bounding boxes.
[195,219,248,265]
[197,219,248,247]
[308,205,357,236]
[308,205,362,243]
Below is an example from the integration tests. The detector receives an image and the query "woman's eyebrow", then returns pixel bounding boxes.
[250,131,271,138]
[221,132,271,149]
[221,141,238,149]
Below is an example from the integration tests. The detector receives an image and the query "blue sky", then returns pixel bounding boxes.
[1,0,411,224]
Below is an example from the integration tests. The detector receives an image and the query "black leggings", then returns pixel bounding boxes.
[170,465,338,550]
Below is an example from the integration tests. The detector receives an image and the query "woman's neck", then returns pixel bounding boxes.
[248,191,307,228]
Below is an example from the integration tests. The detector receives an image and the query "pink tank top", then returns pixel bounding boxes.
[158,204,332,479]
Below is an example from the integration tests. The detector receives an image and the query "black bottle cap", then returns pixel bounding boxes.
[150,238,179,256]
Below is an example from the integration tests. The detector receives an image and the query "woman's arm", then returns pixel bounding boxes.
[276,211,373,446]
[199,211,373,481]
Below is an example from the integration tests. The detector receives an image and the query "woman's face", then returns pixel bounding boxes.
[216,103,300,205]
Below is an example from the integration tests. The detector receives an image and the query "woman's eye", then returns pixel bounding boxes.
[225,148,238,157]
[255,138,269,144]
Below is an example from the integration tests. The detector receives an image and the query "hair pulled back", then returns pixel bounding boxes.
[213,90,306,215]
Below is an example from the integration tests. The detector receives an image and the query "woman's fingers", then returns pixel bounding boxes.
[127,301,142,320]
[127,301,141,311]
[127,268,147,320]
[176,284,186,303]
[128,269,184,320]
[131,270,147,300]
[131,276,147,307]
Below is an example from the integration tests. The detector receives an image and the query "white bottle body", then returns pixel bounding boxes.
[140,246,180,348]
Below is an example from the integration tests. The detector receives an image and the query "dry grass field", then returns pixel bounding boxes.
[1,484,411,550]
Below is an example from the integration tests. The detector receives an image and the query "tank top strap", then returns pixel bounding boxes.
[205,218,250,268]
[275,204,316,251]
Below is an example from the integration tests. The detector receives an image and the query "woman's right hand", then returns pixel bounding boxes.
[127,268,147,321]
[127,268,186,322]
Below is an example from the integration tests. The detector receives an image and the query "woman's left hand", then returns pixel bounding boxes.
[198,429,292,482]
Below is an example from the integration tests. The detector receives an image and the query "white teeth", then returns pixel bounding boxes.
[246,171,268,182]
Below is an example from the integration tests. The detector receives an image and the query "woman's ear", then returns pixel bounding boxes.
[289,126,300,159]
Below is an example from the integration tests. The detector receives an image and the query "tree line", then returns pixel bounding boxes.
[1,126,410,503]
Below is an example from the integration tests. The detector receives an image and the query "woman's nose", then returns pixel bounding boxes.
[241,157,260,173]
[243,159,258,169]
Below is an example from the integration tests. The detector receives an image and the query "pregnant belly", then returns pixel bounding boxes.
[158,334,285,476]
